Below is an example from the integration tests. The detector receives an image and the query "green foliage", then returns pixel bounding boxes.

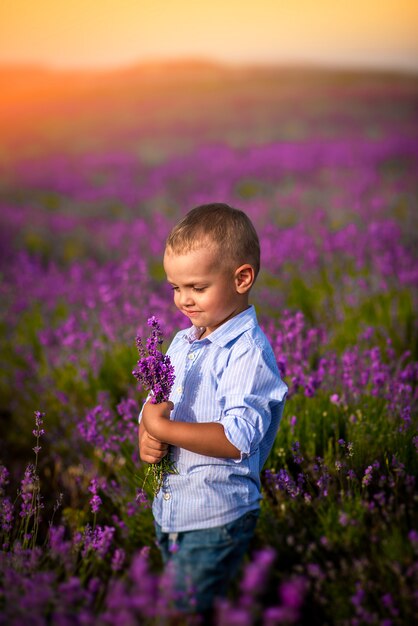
[97,343,138,403]
[257,384,417,624]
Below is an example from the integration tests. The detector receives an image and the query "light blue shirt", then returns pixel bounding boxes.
[149,305,287,532]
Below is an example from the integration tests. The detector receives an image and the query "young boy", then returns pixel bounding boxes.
[139,203,287,619]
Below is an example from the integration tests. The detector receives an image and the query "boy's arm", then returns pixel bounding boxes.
[138,419,169,464]
[142,401,240,459]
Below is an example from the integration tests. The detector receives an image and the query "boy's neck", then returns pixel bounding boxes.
[198,303,251,340]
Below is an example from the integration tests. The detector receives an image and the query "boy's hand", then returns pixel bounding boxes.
[138,427,169,464]
[141,401,174,441]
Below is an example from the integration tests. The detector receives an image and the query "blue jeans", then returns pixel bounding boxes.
[155,510,259,616]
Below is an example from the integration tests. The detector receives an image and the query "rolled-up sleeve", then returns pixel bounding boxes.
[216,342,287,461]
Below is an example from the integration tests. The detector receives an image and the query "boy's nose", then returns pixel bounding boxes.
[179,291,194,307]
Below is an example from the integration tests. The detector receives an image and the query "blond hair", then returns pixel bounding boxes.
[166,203,260,278]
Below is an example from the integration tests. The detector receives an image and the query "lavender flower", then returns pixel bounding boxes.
[239,547,276,598]
[88,477,102,515]
[111,547,126,572]
[19,464,36,519]
[291,440,304,464]
[290,415,297,434]
[82,524,115,559]
[49,525,70,559]
[0,465,9,497]
[362,463,379,488]
[135,488,150,509]
[1,497,14,536]
[133,316,176,495]
[32,411,45,457]
[133,316,175,404]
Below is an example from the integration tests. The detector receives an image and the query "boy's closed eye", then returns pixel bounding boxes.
[169,285,207,293]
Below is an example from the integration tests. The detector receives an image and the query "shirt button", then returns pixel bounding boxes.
[176,386,183,393]
[188,353,195,360]
[163,493,171,501]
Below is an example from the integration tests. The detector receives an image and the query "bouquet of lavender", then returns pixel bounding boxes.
[133,316,176,495]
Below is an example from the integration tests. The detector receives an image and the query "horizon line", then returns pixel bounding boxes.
[0,54,417,77]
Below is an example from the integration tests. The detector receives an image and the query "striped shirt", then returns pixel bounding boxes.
[150,305,287,532]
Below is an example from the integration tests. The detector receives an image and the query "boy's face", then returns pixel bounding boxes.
[163,244,252,336]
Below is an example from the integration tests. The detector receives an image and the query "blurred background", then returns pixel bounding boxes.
[0,0,417,163]
[2,1,418,69]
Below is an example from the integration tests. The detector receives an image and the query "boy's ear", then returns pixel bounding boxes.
[234,264,255,293]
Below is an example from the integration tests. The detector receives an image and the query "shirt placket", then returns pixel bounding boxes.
[160,341,201,529]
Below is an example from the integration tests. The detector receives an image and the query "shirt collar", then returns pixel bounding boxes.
[184,325,206,343]
[184,305,258,347]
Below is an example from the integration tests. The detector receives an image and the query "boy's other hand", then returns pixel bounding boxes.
[142,400,174,440]
[138,424,169,464]
[139,431,169,464]
[139,401,173,460]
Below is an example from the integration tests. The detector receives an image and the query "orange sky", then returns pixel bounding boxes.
[1,0,417,71]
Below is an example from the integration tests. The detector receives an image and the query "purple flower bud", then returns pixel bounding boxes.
[111,547,126,572]
[89,478,102,514]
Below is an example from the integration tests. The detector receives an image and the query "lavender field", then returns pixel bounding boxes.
[0,64,417,625]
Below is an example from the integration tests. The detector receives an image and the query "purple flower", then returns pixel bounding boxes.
[133,317,175,404]
[362,465,374,487]
[291,440,304,464]
[78,398,137,454]
[111,547,126,572]
[408,529,418,546]
[339,512,349,526]
[82,524,115,558]
[0,465,10,496]
[290,415,297,434]
[280,576,306,610]
[381,593,399,618]
[89,477,102,515]
[272,468,301,498]
[1,497,14,534]
[135,488,150,509]
[133,317,176,495]
[32,411,45,456]
[351,582,365,609]
[239,547,276,597]
[19,464,35,518]
[33,410,45,433]
[49,525,70,557]
[347,469,357,481]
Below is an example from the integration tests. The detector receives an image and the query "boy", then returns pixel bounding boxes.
[139,203,287,619]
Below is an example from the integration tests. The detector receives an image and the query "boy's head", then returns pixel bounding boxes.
[165,203,260,279]
[164,204,260,335]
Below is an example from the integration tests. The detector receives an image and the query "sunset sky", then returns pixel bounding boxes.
[1,0,417,71]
